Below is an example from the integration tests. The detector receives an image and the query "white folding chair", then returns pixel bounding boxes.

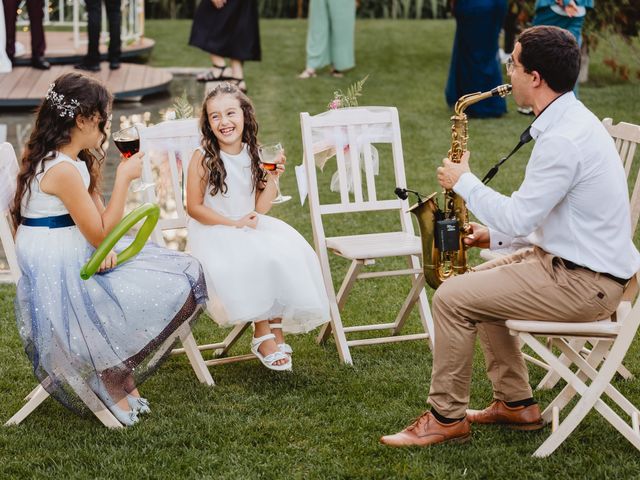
[2,141,212,429]
[506,274,640,457]
[300,107,434,365]
[137,119,257,367]
[533,118,640,391]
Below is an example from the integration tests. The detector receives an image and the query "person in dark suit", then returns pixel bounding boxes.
[75,0,121,71]
[3,0,50,69]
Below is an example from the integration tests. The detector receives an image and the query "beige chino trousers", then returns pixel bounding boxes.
[427,247,625,418]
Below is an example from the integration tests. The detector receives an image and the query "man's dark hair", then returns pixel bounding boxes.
[518,26,581,93]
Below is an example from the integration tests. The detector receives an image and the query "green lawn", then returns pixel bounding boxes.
[1,19,640,479]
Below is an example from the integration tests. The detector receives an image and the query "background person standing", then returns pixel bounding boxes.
[189,0,261,93]
[75,0,122,71]
[3,0,49,69]
[444,0,507,118]
[298,0,356,79]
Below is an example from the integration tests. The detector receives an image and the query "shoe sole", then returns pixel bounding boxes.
[446,433,472,444]
[506,420,546,431]
[380,433,471,447]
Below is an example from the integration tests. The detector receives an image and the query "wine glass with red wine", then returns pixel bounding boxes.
[112,126,154,192]
[259,143,291,204]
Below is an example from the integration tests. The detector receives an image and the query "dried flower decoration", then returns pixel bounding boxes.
[45,83,80,118]
[327,75,369,110]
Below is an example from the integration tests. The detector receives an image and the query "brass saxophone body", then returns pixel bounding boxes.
[405,84,512,289]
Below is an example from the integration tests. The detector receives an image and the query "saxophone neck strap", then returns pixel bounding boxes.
[481,126,533,185]
[481,93,568,186]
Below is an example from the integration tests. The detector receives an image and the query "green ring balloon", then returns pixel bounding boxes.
[80,203,160,280]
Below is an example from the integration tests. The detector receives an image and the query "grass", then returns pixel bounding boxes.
[2,19,640,479]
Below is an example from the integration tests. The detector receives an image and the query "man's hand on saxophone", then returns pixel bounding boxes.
[462,222,490,249]
[436,151,470,190]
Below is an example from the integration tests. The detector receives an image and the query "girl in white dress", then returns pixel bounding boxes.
[12,73,207,426]
[186,83,330,371]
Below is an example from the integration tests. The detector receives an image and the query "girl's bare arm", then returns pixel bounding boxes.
[39,153,142,248]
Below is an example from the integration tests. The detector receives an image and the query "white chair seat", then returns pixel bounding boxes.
[506,319,619,338]
[326,232,421,260]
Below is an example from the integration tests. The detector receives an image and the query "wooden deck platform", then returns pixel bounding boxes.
[0,64,172,107]
[13,31,154,66]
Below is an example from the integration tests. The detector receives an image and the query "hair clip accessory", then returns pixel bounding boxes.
[46,83,80,118]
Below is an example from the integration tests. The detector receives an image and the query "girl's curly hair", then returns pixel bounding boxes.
[11,72,112,228]
[198,82,265,196]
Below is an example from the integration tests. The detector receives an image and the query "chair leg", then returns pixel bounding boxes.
[522,332,640,456]
[327,300,353,365]
[616,363,634,380]
[552,338,639,418]
[5,384,50,426]
[541,338,610,422]
[24,384,45,401]
[536,338,586,390]
[317,260,363,344]
[391,271,424,335]
[214,323,250,357]
[180,330,215,387]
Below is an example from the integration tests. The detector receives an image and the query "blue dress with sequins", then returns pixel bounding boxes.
[14,152,208,415]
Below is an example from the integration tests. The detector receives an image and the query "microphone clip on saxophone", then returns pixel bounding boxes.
[395,187,425,204]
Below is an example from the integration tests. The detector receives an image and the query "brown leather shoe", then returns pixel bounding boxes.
[466,400,545,431]
[380,411,471,447]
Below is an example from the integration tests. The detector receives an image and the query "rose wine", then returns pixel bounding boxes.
[261,162,277,171]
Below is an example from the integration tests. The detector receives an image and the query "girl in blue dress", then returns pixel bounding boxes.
[11,72,207,426]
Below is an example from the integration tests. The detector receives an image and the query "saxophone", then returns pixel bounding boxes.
[396,84,512,289]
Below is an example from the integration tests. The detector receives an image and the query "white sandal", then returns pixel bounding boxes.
[250,333,292,371]
[269,323,293,358]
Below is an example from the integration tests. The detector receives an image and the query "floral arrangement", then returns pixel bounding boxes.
[327,75,369,110]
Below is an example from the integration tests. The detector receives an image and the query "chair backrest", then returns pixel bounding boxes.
[300,107,415,244]
[602,118,640,233]
[0,142,20,283]
[137,118,201,246]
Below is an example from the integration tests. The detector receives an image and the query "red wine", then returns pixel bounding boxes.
[114,138,140,158]
[262,162,277,171]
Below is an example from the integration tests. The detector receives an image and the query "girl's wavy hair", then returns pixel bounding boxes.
[11,72,112,227]
[199,82,265,196]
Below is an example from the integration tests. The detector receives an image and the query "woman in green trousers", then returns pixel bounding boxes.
[298,0,356,78]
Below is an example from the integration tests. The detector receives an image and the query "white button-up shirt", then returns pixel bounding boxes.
[453,92,640,279]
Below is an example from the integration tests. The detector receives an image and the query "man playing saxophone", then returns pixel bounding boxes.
[381,25,640,447]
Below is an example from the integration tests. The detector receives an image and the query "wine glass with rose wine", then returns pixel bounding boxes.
[259,142,291,204]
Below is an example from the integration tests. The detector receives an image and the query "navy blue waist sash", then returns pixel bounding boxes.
[21,214,75,228]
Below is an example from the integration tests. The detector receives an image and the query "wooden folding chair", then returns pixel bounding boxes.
[299,107,434,365]
[2,141,212,429]
[136,119,257,367]
[533,118,640,391]
[506,273,640,457]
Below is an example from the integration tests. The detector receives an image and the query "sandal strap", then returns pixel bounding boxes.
[278,343,293,355]
[251,333,276,348]
[262,351,289,365]
[269,323,283,329]
[197,65,233,82]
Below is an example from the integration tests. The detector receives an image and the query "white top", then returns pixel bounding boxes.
[200,145,256,220]
[454,92,640,279]
[21,152,90,218]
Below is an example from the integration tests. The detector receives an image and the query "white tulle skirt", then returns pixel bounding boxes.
[188,214,330,333]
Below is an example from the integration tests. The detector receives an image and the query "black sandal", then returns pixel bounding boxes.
[196,64,233,83]
[228,77,248,93]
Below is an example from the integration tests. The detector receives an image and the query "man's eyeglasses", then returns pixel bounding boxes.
[506,56,524,74]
